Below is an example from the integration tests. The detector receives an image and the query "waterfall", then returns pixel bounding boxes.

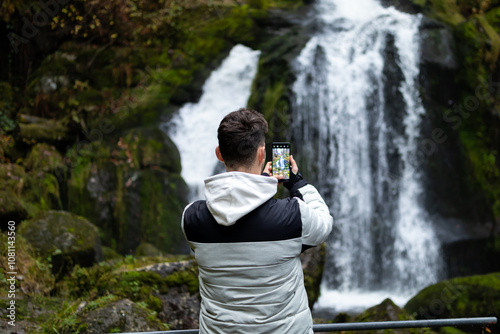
[292,0,443,310]
[162,44,261,201]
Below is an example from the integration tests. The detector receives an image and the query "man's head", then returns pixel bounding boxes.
[216,108,268,172]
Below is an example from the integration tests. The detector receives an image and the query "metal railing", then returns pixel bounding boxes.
[119,316,497,333]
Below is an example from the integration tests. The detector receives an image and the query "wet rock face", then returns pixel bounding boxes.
[67,126,189,255]
[301,243,327,309]
[19,210,102,277]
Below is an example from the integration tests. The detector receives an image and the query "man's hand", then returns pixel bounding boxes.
[262,155,299,181]
[290,155,299,175]
[262,161,283,181]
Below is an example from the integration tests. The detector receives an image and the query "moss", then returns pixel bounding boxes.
[411,0,465,26]
[0,163,62,221]
[486,7,500,30]
[439,327,466,334]
[18,119,71,145]
[302,243,326,309]
[0,233,54,297]
[405,272,500,320]
[343,298,434,334]
[23,143,65,173]
[19,210,102,278]
[102,246,123,261]
[135,242,163,257]
[0,81,16,132]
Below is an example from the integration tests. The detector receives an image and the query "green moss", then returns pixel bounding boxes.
[23,143,65,172]
[486,7,500,30]
[405,272,500,319]
[0,163,62,219]
[302,243,326,309]
[346,298,433,334]
[411,0,465,26]
[0,233,54,297]
[0,81,16,132]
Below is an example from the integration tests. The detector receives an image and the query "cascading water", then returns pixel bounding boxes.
[162,44,261,201]
[292,0,443,310]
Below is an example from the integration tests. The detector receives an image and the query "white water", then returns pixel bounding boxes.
[164,45,261,200]
[292,0,442,311]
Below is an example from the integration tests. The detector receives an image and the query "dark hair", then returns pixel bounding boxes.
[217,108,268,168]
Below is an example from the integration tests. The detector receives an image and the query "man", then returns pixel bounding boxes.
[181,108,333,333]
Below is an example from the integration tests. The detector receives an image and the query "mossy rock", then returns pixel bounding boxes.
[351,298,434,334]
[43,295,168,334]
[102,246,123,262]
[67,132,188,255]
[23,143,65,173]
[119,127,182,173]
[0,163,61,226]
[79,297,168,334]
[405,273,500,327]
[0,233,54,297]
[301,243,327,309]
[19,210,103,277]
[83,259,200,330]
[18,119,72,144]
[135,242,163,257]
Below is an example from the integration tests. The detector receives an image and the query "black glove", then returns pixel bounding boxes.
[284,170,308,198]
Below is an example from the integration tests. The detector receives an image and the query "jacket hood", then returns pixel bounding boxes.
[204,172,278,226]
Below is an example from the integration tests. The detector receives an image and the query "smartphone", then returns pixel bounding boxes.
[272,142,291,181]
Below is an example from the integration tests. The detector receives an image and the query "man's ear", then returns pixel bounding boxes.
[215,146,224,162]
[257,145,265,164]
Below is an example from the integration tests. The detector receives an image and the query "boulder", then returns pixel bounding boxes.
[18,115,72,145]
[135,242,163,257]
[78,297,168,334]
[91,259,200,330]
[348,298,433,334]
[24,143,65,174]
[0,163,61,227]
[405,273,500,322]
[327,298,434,334]
[19,210,102,277]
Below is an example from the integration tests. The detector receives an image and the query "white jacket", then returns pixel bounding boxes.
[182,172,333,334]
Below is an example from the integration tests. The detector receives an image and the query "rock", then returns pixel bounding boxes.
[91,259,200,330]
[67,128,189,255]
[102,246,123,261]
[136,259,195,277]
[442,236,500,278]
[24,143,65,174]
[301,243,327,309]
[157,285,200,330]
[120,127,182,173]
[136,259,200,330]
[19,210,102,277]
[135,242,163,257]
[78,297,168,334]
[419,17,458,70]
[18,119,72,144]
[349,298,433,334]
[0,233,54,296]
[0,163,61,227]
[405,272,500,323]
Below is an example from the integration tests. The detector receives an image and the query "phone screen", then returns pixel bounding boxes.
[272,142,290,180]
